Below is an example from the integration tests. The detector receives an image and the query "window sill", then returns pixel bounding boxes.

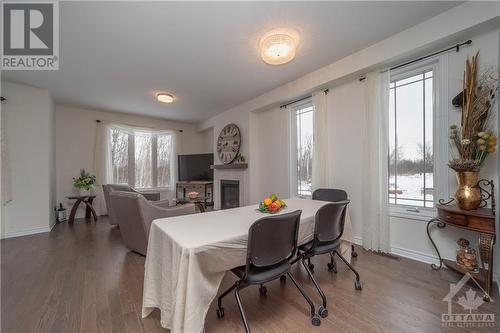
[136,187,173,192]
[389,206,436,222]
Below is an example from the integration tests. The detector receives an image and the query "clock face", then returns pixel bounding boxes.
[216,124,241,164]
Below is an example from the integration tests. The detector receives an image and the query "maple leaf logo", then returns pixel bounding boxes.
[457,288,484,312]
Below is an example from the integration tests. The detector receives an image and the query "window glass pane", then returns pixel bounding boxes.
[389,70,435,208]
[389,88,396,203]
[135,132,153,188]
[424,78,434,207]
[395,76,424,206]
[157,134,173,188]
[296,105,313,197]
[110,129,129,183]
[395,74,423,87]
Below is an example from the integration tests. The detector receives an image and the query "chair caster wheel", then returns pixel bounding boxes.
[352,251,358,258]
[216,307,225,318]
[311,314,321,326]
[355,280,362,290]
[318,306,328,318]
[327,263,337,273]
[280,275,286,284]
[259,286,267,296]
[483,295,490,302]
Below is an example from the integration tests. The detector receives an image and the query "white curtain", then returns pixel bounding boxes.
[311,90,330,189]
[362,70,391,253]
[1,119,12,205]
[94,120,113,186]
[93,121,113,215]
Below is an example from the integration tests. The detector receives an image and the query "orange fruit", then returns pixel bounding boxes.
[264,198,272,206]
[269,202,280,212]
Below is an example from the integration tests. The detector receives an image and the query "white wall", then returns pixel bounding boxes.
[390,27,499,264]
[200,8,500,275]
[249,107,290,204]
[200,127,214,153]
[1,81,56,238]
[55,105,206,218]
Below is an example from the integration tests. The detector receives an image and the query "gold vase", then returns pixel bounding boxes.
[454,171,481,210]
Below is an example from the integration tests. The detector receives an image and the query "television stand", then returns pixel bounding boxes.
[176,181,213,206]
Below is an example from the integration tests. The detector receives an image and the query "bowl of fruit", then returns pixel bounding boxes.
[258,194,286,214]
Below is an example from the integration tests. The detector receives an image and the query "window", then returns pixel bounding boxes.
[290,100,314,197]
[389,68,435,209]
[110,127,175,189]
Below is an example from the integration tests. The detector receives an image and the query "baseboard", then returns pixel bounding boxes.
[390,245,441,265]
[352,235,440,265]
[1,225,52,239]
[494,272,500,295]
[352,236,362,246]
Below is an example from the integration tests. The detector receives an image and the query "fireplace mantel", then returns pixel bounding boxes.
[211,163,248,170]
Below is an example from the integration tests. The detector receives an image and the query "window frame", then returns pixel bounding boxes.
[388,55,449,221]
[288,98,314,198]
[110,127,176,190]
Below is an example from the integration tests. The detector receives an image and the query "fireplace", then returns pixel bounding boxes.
[220,180,240,209]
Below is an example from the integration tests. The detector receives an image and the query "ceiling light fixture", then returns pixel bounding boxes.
[156,93,174,103]
[260,29,299,65]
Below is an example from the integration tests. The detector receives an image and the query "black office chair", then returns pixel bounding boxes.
[216,210,321,332]
[312,188,358,258]
[297,201,362,318]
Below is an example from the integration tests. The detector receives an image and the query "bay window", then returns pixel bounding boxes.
[110,127,175,189]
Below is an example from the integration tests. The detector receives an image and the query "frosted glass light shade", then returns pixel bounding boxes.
[157,93,174,103]
[260,33,296,65]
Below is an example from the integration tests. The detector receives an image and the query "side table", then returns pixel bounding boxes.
[67,195,98,224]
[427,203,496,301]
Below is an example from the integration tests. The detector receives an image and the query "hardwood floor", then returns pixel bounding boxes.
[1,217,498,333]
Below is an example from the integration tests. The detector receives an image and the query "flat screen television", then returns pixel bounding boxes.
[178,153,214,181]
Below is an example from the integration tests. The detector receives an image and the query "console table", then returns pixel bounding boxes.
[427,203,496,301]
[67,195,98,224]
[176,181,213,207]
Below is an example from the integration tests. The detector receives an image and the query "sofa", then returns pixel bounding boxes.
[103,183,165,225]
[109,191,195,255]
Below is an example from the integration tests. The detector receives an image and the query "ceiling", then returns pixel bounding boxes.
[2,1,462,123]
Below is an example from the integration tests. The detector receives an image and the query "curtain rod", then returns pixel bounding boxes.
[280,89,328,109]
[359,39,472,81]
[95,119,183,132]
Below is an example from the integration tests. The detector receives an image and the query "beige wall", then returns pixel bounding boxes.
[1,81,56,238]
[55,105,206,217]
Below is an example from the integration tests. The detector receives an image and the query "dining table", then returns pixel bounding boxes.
[142,198,354,333]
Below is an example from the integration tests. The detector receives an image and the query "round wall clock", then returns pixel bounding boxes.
[216,124,241,164]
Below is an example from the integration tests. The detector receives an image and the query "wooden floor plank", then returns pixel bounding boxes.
[1,217,498,333]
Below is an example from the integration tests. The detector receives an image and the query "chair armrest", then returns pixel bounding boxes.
[161,203,196,217]
[141,203,196,235]
[138,191,160,201]
[152,199,171,209]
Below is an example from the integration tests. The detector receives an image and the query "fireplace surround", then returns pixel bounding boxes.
[220,180,240,209]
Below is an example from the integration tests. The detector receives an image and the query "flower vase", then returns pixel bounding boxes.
[78,188,89,197]
[454,171,481,210]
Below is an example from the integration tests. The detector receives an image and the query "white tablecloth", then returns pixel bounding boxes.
[142,198,353,333]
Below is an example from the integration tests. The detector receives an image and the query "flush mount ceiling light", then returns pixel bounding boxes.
[259,28,299,65]
[156,93,174,103]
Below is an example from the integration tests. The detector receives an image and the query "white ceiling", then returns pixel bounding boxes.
[2,1,462,123]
